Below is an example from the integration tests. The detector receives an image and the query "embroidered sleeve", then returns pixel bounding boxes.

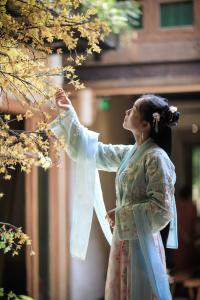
[49,106,131,170]
[96,142,132,172]
[115,150,176,240]
[143,151,176,233]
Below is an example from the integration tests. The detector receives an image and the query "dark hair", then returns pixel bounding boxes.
[136,94,180,156]
[179,185,192,201]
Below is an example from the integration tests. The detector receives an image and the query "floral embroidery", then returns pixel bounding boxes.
[105,228,162,299]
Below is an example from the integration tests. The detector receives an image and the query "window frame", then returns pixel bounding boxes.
[156,0,195,32]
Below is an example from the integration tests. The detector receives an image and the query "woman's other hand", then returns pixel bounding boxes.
[105,210,115,229]
[55,89,72,111]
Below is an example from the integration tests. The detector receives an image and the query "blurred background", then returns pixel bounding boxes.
[0,0,200,299]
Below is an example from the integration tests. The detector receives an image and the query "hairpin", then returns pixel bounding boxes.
[152,112,160,133]
[169,106,177,113]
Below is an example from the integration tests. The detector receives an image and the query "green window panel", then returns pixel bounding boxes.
[160,1,193,27]
[192,146,200,216]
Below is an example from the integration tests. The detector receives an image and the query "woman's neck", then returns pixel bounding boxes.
[134,132,150,146]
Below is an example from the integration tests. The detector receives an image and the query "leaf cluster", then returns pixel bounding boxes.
[0,287,34,299]
[0,223,35,257]
[0,0,111,174]
[0,0,110,104]
[81,0,142,34]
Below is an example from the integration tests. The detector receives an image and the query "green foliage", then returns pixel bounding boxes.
[0,288,34,299]
[82,0,142,33]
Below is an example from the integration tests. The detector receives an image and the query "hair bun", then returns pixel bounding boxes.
[162,106,180,127]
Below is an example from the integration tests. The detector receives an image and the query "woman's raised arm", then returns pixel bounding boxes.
[49,89,132,172]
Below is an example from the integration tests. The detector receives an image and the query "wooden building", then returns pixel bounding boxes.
[66,1,200,298]
[0,1,200,299]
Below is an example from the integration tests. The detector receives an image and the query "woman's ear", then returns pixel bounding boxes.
[142,121,151,132]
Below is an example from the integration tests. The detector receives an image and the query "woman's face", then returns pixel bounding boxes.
[123,98,143,133]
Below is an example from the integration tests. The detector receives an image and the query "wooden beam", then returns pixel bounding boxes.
[66,83,200,97]
[90,84,200,96]
[74,61,200,82]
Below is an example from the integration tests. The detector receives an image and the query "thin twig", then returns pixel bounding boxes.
[0,222,18,230]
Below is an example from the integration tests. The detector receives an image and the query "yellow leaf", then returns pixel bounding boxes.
[4,114,10,121]
[12,250,19,256]
[30,250,35,256]
[56,48,63,54]
[16,114,23,121]
[4,174,11,180]
[24,110,33,119]
[42,112,51,120]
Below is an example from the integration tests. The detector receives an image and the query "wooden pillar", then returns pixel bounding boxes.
[75,88,96,126]
[195,0,200,31]
[49,151,70,300]
[25,118,39,299]
[47,53,70,300]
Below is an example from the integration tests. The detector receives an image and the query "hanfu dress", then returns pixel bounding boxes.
[50,106,178,300]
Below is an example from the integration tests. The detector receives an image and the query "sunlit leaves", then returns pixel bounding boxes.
[0,224,34,257]
[0,0,111,177]
[0,287,34,299]
[0,0,110,107]
[0,114,53,176]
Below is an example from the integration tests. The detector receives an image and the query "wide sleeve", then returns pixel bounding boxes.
[96,142,131,172]
[49,106,131,172]
[116,150,176,239]
[142,151,175,233]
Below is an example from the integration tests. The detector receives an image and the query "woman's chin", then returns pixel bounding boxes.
[123,122,129,130]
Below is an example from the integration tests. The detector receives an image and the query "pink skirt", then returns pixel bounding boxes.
[105,227,166,300]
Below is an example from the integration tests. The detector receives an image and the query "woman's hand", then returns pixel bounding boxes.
[55,89,72,111]
[105,210,115,229]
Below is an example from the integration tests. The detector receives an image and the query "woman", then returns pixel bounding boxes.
[50,90,180,300]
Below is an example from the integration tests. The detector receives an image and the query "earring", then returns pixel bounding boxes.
[141,131,144,141]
